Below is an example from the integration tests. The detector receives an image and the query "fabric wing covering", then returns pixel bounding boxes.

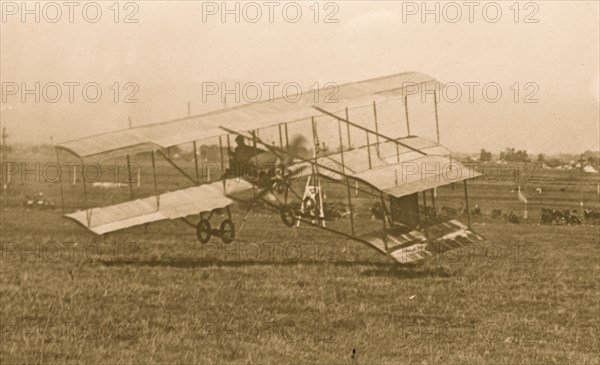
[65,180,252,235]
[55,72,438,160]
[58,71,473,236]
[317,136,481,198]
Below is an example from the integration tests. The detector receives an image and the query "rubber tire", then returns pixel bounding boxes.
[280,206,297,227]
[219,219,235,244]
[303,196,319,216]
[196,219,212,244]
[275,182,286,195]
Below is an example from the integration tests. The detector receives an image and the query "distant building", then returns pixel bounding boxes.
[583,165,598,173]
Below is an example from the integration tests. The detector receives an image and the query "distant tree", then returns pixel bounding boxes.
[537,153,545,163]
[479,149,492,162]
[546,158,564,168]
[500,147,530,162]
[586,155,599,168]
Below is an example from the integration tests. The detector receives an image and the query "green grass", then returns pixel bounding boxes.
[1,155,599,364]
[1,208,599,364]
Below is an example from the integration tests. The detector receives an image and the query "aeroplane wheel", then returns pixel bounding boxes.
[303,196,319,217]
[196,219,212,244]
[220,219,235,244]
[275,182,286,195]
[280,206,297,227]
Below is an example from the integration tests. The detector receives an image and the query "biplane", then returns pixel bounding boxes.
[55,72,485,264]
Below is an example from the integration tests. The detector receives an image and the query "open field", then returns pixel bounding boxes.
[1,153,599,364]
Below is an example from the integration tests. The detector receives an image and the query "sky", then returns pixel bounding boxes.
[1,0,599,154]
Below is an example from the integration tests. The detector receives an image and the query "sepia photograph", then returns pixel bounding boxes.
[1,1,599,364]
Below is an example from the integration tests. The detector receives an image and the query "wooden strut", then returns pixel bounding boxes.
[227,193,397,263]
[54,147,65,212]
[251,131,258,196]
[219,136,225,193]
[278,124,284,149]
[338,119,355,235]
[366,133,372,169]
[193,140,200,184]
[464,179,471,227]
[422,190,428,238]
[151,150,159,209]
[380,192,388,252]
[345,107,351,150]
[220,126,455,263]
[312,106,426,156]
[221,127,390,237]
[156,149,197,184]
[220,126,391,199]
[225,135,231,192]
[372,101,380,157]
[80,158,91,227]
[126,154,134,199]
[310,117,325,226]
[434,89,440,144]
[284,123,290,150]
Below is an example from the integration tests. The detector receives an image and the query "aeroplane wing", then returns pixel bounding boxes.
[65,179,252,235]
[55,72,439,160]
[311,136,480,198]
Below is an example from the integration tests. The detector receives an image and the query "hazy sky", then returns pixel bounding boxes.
[1,1,598,154]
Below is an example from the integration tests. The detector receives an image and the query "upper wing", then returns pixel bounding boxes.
[56,72,439,160]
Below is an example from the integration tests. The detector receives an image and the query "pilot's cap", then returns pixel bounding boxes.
[235,135,245,143]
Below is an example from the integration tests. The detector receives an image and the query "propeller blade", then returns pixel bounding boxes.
[284,163,310,181]
[284,135,308,165]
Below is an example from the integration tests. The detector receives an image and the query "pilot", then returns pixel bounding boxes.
[229,136,254,165]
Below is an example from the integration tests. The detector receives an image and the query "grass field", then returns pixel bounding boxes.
[1,153,599,364]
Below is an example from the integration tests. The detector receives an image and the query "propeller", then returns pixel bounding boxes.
[222,128,311,216]
[258,133,309,184]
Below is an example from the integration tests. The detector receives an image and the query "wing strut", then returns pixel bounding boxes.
[312,105,428,155]
[156,149,197,185]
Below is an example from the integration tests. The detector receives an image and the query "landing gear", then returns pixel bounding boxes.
[280,205,297,227]
[195,208,236,244]
[302,196,319,217]
[220,219,235,244]
[275,182,287,195]
[196,219,212,243]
